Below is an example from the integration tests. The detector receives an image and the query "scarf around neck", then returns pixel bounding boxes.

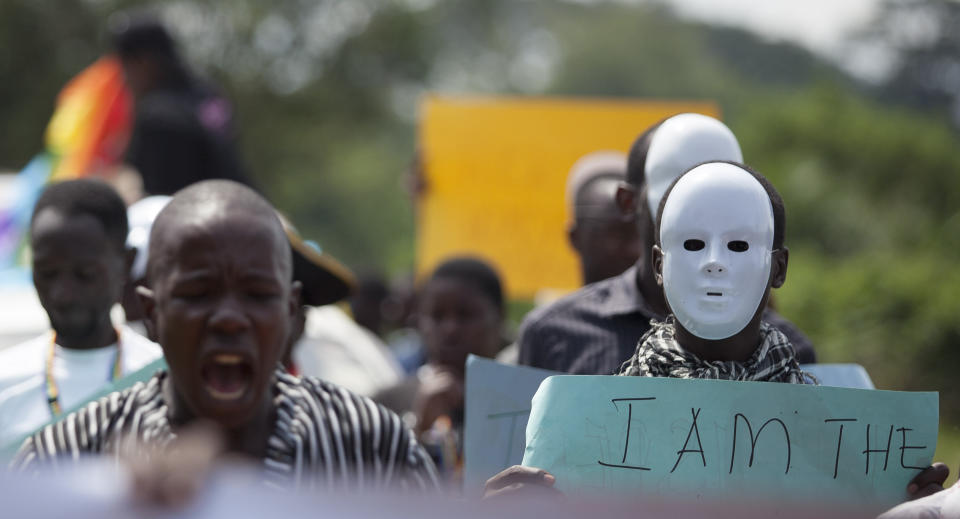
[617,317,814,384]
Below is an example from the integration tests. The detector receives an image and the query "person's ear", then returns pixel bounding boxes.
[288,281,302,319]
[614,182,638,219]
[652,244,665,287]
[136,285,158,341]
[567,221,581,253]
[290,304,307,347]
[770,247,789,289]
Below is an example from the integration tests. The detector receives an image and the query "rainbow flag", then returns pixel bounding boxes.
[0,56,132,274]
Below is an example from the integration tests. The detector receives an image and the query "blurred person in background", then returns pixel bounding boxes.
[383,274,429,374]
[517,114,815,376]
[111,15,254,196]
[498,151,642,365]
[565,151,642,287]
[281,217,404,397]
[376,257,506,482]
[630,114,815,364]
[121,194,171,339]
[349,271,390,339]
[0,179,161,448]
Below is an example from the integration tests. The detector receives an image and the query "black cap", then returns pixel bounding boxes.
[278,213,356,306]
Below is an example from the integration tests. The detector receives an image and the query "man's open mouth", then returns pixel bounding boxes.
[200,354,254,401]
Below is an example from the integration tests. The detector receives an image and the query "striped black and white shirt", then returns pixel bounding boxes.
[11,368,440,492]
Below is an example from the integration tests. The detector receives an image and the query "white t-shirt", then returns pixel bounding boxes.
[0,325,162,448]
[292,305,403,397]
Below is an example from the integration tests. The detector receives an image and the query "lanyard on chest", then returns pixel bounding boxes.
[45,328,123,416]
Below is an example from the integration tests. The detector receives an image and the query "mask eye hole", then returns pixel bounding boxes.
[683,239,705,251]
[728,240,749,252]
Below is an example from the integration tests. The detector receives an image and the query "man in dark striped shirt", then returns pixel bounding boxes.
[12,180,439,492]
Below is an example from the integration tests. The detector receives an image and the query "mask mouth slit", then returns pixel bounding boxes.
[706,291,723,297]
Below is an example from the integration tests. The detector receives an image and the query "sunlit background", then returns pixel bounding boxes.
[1,0,959,474]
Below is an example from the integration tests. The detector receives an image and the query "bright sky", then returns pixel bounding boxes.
[658,0,890,79]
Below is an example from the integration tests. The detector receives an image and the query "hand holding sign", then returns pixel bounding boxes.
[520,375,937,512]
[483,465,562,501]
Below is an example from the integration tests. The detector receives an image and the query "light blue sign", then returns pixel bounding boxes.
[463,355,556,494]
[806,363,875,389]
[521,375,937,509]
[463,357,878,495]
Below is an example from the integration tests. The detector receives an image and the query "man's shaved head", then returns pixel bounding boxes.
[147,180,291,283]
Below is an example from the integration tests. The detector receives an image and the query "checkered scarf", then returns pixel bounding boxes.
[617,317,815,384]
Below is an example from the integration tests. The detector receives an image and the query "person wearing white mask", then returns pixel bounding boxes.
[517,113,815,377]
[485,162,948,501]
[616,161,807,381]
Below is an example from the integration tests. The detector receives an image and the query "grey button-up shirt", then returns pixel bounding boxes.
[517,265,816,375]
[517,265,657,375]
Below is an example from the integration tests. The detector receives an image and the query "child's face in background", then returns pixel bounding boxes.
[418,277,502,375]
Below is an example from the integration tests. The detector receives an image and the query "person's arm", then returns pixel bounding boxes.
[516,317,543,368]
[126,423,225,509]
[394,429,442,491]
[9,435,41,472]
[412,366,463,438]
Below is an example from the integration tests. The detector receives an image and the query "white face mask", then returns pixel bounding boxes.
[644,113,742,219]
[659,162,774,340]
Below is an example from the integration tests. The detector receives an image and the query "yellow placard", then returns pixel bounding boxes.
[417,95,719,300]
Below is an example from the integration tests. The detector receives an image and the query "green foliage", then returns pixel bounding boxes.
[779,249,960,410]
[735,84,960,252]
[735,86,960,420]
[936,424,960,486]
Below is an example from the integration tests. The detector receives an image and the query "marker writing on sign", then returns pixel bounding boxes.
[597,398,655,471]
[595,397,929,478]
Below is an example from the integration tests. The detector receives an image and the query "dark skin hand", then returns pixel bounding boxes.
[907,462,949,499]
[483,465,562,501]
[126,422,225,509]
[413,365,464,437]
